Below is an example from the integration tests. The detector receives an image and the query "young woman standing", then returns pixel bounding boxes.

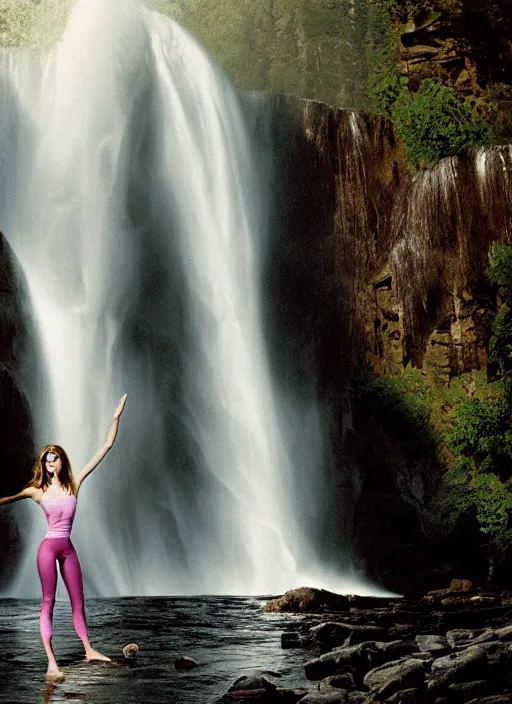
[0,394,127,680]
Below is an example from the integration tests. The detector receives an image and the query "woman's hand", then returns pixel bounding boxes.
[113,394,128,419]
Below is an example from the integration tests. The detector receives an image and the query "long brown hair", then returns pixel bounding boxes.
[26,445,77,496]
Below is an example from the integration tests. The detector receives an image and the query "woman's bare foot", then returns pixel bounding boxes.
[85,648,111,662]
[45,666,65,682]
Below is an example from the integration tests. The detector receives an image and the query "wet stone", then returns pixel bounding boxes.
[429,645,487,686]
[362,658,426,698]
[228,673,280,692]
[415,635,450,655]
[304,642,378,681]
[447,679,493,700]
[295,692,349,703]
[384,688,427,704]
[346,694,365,704]
[446,627,495,648]
[496,625,512,641]
[175,655,200,670]
[122,643,139,659]
[317,674,355,692]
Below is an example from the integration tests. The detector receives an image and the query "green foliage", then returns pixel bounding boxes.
[473,473,512,542]
[392,79,493,167]
[444,393,512,474]
[489,304,512,377]
[440,387,512,564]
[439,250,512,571]
[488,246,512,303]
[182,0,389,109]
[355,368,435,458]
[487,247,512,377]
[364,35,406,118]
[363,2,494,167]
[0,0,73,47]
[364,0,405,117]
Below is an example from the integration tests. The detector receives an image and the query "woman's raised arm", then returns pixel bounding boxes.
[75,394,127,490]
[0,486,37,506]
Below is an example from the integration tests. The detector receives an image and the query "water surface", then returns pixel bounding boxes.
[0,596,316,703]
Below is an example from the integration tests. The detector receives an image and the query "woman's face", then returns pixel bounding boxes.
[45,452,62,478]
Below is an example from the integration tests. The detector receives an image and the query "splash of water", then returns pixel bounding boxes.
[0,0,384,597]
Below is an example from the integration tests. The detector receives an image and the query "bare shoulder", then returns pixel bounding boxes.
[25,487,43,503]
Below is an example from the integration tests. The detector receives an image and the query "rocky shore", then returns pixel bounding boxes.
[218,585,512,703]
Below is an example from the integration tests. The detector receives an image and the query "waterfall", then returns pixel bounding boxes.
[0,0,382,597]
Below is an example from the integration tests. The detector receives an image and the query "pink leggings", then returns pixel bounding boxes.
[36,538,88,641]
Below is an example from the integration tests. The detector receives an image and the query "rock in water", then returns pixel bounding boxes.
[175,656,199,670]
[264,588,350,613]
[122,643,139,659]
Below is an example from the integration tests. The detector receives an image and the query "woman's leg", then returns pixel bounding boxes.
[36,539,63,679]
[59,541,110,662]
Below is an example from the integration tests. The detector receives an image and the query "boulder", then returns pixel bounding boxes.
[447,680,493,700]
[445,628,495,648]
[310,623,386,647]
[122,643,139,659]
[362,658,426,698]
[310,622,352,646]
[265,589,350,614]
[318,674,355,692]
[448,579,474,593]
[384,689,427,704]
[296,693,348,703]
[415,635,449,655]
[495,625,512,641]
[175,655,200,670]
[228,674,280,692]
[439,596,473,608]
[375,640,418,660]
[304,642,378,681]
[429,645,487,686]
[346,694,365,704]
[344,626,388,646]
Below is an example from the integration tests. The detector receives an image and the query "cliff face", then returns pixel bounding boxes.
[261,96,512,591]
[0,233,35,587]
[266,97,511,375]
[395,0,512,138]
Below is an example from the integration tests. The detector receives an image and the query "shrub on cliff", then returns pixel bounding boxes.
[441,390,512,583]
[392,79,493,167]
[440,248,512,583]
[488,246,512,379]
[355,369,435,459]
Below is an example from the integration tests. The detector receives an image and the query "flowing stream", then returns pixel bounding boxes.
[0,0,380,597]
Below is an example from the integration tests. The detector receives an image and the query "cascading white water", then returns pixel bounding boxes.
[0,0,384,597]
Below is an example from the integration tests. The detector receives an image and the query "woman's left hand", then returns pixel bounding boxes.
[113,394,128,419]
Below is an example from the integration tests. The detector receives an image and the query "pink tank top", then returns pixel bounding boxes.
[40,494,77,538]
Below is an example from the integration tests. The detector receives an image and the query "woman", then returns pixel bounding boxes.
[0,394,127,681]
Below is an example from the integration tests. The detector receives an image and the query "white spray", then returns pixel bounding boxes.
[0,0,383,596]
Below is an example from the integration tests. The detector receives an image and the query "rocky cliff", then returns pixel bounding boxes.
[259,95,512,591]
[394,0,512,138]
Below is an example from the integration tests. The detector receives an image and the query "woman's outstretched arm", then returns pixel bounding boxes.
[75,394,127,491]
[0,486,37,506]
